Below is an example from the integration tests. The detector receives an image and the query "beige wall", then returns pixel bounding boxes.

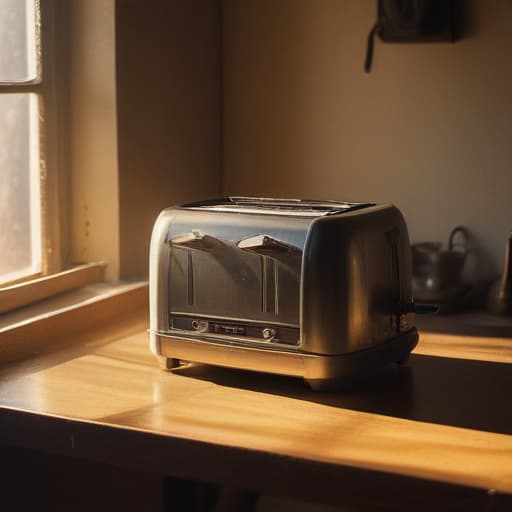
[116,0,223,279]
[68,0,120,280]
[65,1,222,280]
[222,0,512,281]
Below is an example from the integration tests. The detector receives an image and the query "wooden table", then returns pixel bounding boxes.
[1,311,511,511]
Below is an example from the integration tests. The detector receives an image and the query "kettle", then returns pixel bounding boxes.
[412,226,469,303]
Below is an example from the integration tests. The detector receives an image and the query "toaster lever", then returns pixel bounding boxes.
[237,235,302,268]
[237,234,298,252]
[169,231,227,252]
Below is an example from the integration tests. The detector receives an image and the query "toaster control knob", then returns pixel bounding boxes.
[262,328,276,340]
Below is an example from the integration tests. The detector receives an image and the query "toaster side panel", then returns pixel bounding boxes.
[301,205,415,356]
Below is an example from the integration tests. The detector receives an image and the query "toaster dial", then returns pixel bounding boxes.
[169,315,298,346]
[262,327,276,340]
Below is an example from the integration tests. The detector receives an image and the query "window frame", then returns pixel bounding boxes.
[0,0,65,286]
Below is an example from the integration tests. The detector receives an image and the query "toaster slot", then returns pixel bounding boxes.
[185,197,375,217]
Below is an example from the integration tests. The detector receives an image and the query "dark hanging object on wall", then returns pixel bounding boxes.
[365,0,457,73]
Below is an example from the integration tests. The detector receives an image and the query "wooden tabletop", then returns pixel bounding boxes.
[1,311,511,510]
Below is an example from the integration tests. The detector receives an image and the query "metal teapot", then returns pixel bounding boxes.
[412,226,469,303]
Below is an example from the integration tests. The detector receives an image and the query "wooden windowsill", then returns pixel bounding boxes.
[0,280,148,366]
[0,262,108,315]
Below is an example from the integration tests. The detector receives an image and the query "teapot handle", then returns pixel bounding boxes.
[448,226,469,253]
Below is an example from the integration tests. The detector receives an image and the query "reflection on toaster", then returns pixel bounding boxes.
[169,230,301,344]
[149,197,419,390]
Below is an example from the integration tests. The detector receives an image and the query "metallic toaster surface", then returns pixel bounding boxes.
[149,197,418,389]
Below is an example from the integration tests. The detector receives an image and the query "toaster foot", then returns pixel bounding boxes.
[305,378,351,392]
[157,356,185,371]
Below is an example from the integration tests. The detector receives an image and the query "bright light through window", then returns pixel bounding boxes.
[0,94,41,283]
[0,0,39,84]
[0,0,41,285]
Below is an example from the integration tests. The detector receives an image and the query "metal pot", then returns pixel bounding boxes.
[412,226,469,302]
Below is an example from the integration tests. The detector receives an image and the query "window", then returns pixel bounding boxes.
[0,2,132,321]
[0,0,41,284]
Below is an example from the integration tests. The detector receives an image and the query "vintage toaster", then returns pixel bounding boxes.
[149,197,418,390]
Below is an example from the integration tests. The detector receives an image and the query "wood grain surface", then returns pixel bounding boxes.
[1,315,511,508]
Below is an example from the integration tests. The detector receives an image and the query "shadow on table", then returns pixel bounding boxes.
[416,312,512,338]
[175,353,512,435]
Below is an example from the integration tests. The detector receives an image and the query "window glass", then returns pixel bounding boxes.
[0,0,38,83]
[0,93,41,283]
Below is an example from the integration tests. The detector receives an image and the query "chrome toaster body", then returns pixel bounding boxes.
[149,197,418,389]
